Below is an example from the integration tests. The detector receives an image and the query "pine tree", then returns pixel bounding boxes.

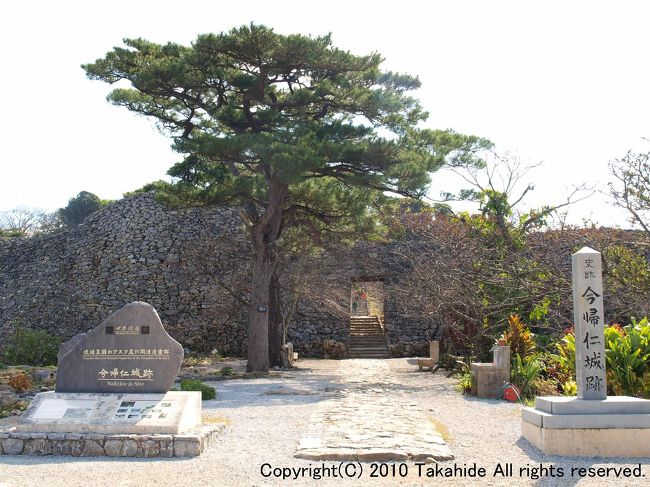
[83,24,489,371]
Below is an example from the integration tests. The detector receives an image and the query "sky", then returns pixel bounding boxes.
[1,0,650,227]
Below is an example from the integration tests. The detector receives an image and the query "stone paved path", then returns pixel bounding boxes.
[295,359,454,462]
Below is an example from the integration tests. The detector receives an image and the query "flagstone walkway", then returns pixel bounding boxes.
[295,359,454,462]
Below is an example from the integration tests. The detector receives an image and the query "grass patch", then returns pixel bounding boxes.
[202,414,232,426]
[220,366,235,376]
[180,379,216,400]
[429,418,452,442]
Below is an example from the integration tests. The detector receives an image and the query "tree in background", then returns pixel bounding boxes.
[83,24,489,371]
[0,207,60,237]
[58,191,107,227]
[0,191,107,237]
[609,149,650,238]
[441,151,591,246]
[388,153,593,358]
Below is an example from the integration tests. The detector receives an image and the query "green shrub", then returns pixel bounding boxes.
[561,380,577,396]
[548,318,650,398]
[605,318,650,397]
[456,371,473,394]
[500,314,536,359]
[220,366,235,376]
[532,378,560,397]
[555,331,576,373]
[453,359,473,394]
[510,353,543,399]
[547,330,575,386]
[0,400,28,419]
[3,326,61,366]
[180,379,216,400]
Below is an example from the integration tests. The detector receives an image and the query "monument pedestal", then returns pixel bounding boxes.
[522,396,650,457]
[1,391,221,457]
[17,391,201,434]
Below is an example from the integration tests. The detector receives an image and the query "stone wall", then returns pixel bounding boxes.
[0,194,434,358]
[0,194,250,356]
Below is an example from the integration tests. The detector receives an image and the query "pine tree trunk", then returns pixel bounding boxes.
[246,175,288,372]
[246,244,273,372]
[268,270,283,368]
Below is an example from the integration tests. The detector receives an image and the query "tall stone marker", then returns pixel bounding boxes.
[55,301,183,393]
[522,245,650,457]
[571,246,606,400]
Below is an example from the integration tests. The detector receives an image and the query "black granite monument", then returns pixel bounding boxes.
[56,302,183,393]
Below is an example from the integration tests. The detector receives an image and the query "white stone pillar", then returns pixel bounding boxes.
[572,247,607,400]
[429,340,440,363]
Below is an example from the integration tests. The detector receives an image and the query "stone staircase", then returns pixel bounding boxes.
[347,316,389,359]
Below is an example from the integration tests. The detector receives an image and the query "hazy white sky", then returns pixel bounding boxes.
[1,0,649,226]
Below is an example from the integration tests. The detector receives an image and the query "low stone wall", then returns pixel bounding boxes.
[0,424,223,457]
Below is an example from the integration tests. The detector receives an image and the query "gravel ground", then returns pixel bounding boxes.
[1,358,649,487]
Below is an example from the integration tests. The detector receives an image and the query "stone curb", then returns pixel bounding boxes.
[0,424,224,457]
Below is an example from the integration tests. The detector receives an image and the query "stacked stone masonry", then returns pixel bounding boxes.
[0,425,223,457]
[0,194,433,358]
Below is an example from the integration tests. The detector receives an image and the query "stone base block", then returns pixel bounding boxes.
[522,395,650,457]
[522,421,650,457]
[534,396,650,415]
[0,424,223,457]
[470,363,509,399]
[523,407,650,429]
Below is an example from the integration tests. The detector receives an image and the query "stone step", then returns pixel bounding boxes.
[347,353,390,359]
[350,345,388,352]
[347,348,389,353]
